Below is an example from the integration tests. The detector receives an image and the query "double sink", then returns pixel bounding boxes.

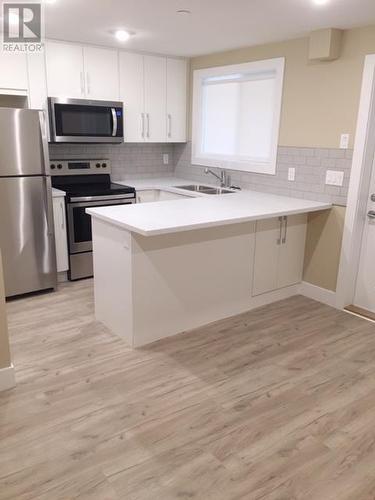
[174,184,234,195]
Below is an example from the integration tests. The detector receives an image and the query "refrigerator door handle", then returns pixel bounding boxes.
[39,110,50,174]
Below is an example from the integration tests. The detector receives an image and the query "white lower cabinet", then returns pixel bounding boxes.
[252,214,307,296]
[53,196,69,273]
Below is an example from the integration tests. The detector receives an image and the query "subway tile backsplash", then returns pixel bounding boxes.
[174,143,353,206]
[49,142,353,206]
[49,143,175,181]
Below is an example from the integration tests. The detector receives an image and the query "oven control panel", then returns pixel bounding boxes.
[49,159,111,176]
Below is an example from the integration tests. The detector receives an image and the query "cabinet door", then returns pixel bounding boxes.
[83,46,119,101]
[166,58,187,143]
[144,55,167,142]
[27,53,47,110]
[277,214,307,288]
[45,41,84,98]
[0,52,28,90]
[53,197,69,273]
[119,52,145,142]
[252,218,281,296]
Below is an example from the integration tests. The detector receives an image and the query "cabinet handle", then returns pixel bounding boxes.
[60,202,65,230]
[80,72,85,95]
[86,72,90,95]
[282,216,288,244]
[277,216,283,245]
[168,113,172,139]
[146,113,150,139]
[141,113,145,138]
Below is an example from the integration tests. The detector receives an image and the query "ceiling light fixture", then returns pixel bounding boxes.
[115,30,131,42]
[312,0,330,5]
[177,9,191,15]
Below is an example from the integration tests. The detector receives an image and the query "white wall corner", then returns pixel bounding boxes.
[299,281,338,309]
[0,364,16,392]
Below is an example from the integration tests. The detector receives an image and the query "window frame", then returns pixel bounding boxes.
[191,57,285,175]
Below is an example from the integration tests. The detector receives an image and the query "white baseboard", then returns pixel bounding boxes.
[0,364,16,392]
[299,281,338,308]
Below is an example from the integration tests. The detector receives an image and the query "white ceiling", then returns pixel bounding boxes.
[16,0,375,56]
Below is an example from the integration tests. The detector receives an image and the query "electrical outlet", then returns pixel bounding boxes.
[340,133,350,149]
[325,170,344,186]
[288,167,296,181]
[163,153,169,165]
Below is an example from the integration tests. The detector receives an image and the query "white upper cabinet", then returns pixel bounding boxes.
[46,41,84,99]
[119,52,187,143]
[119,52,145,142]
[27,53,48,110]
[166,58,187,142]
[0,52,28,91]
[83,46,119,101]
[144,55,167,142]
[46,41,119,101]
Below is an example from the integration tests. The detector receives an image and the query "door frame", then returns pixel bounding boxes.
[336,54,375,309]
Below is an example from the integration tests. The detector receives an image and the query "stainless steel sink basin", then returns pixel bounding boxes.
[174,184,234,195]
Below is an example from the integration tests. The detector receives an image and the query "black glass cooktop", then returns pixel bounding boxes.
[52,174,135,200]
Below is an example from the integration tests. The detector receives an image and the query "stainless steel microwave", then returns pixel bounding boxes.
[48,97,124,143]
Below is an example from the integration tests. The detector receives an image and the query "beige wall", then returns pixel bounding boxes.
[190,25,375,148]
[303,206,346,292]
[0,251,11,369]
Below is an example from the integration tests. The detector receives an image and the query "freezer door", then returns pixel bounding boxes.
[0,108,46,176]
[0,177,57,297]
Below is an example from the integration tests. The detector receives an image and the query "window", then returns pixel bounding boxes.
[192,58,285,174]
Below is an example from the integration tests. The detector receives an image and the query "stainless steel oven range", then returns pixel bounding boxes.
[50,159,136,280]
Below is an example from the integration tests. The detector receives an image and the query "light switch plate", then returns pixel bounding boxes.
[163,153,169,165]
[340,133,350,149]
[288,167,296,181]
[326,170,344,186]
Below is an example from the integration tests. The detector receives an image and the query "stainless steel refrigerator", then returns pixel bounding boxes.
[0,108,57,298]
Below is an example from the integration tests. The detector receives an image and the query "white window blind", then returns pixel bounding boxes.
[192,58,285,174]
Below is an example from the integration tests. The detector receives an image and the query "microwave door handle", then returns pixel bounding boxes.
[111,108,118,137]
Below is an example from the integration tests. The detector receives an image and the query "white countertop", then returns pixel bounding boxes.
[87,177,331,237]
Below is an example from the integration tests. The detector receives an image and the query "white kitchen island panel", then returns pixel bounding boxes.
[92,218,258,347]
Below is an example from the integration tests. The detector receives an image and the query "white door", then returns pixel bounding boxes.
[119,52,145,142]
[144,55,167,142]
[0,52,28,90]
[354,157,375,312]
[83,46,119,101]
[166,58,187,142]
[45,41,84,98]
[252,217,280,296]
[278,214,307,288]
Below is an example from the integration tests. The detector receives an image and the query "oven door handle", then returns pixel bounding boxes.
[68,199,136,208]
[70,193,135,203]
[111,108,118,137]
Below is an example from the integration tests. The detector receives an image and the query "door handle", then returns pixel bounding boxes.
[111,108,118,137]
[282,216,288,244]
[277,216,283,245]
[80,72,85,95]
[141,113,145,139]
[60,202,65,230]
[146,113,150,139]
[168,113,172,139]
[367,210,375,219]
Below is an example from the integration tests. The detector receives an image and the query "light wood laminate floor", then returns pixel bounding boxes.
[1,280,375,500]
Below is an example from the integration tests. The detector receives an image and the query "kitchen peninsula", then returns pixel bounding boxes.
[87,184,331,347]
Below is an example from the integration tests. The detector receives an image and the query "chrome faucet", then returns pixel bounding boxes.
[204,168,230,188]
